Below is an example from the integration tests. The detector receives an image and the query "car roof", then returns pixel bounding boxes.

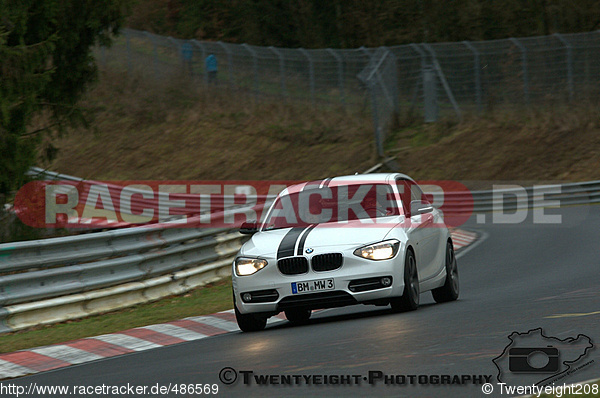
[280,173,415,196]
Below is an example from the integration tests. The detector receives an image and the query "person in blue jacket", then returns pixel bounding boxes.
[205,54,217,84]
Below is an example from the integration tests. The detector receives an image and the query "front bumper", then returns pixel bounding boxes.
[233,251,405,315]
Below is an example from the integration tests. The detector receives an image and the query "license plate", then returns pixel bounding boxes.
[291,278,334,294]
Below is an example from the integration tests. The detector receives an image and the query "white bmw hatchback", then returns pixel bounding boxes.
[232,173,459,332]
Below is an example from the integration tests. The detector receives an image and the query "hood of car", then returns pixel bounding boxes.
[240,217,404,258]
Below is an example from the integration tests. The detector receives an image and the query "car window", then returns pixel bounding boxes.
[410,183,426,202]
[396,179,412,214]
[263,183,400,230]
[398,179,429,203]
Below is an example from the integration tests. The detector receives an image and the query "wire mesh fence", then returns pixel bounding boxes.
[357,47,400,156]
[97,28,600,154]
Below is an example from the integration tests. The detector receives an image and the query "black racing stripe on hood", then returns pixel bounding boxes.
[277,227,305,259]
[296,225,316,255]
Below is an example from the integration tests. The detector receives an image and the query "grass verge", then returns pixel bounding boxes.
[0,279,233,354]
[44,69,600,184]
[44,69,376,181]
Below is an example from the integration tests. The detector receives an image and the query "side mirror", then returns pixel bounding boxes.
[410,200,433,217]
[239,220,259,235]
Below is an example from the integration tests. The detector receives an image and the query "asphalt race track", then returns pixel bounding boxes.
[8,205,600,397]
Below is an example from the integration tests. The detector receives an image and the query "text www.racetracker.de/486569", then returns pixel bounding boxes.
[0,382,219,397]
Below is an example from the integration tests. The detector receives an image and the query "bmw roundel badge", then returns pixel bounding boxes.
[305,248,314,254]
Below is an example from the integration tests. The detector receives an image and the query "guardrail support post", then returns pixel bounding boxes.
[462,41,482,112]
[509,38,529,104]
[554,33,574,101]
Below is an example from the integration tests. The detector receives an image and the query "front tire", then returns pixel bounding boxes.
[285,309,311,324]
[235,305,267,332]
[391,249,419,312]
[432,241,459,303]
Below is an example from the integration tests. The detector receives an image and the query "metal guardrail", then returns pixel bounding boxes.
[26,167,272,227]
[432,181,600,214]
[1,168,280,332]
[0,227,237,302]
[0,224,245,332]
[1,173,599,333]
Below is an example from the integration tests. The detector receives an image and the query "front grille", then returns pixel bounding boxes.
[311,253,343,272]
[278,257,309,275]
[277,291,357,311]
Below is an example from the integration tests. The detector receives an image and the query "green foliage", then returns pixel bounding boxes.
[127,0,600,48]
[0,0,130,200]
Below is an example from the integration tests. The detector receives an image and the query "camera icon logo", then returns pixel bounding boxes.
[508,346,559,373]
[493,328,593,386]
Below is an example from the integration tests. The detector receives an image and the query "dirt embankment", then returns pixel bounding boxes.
[46,70,600,184]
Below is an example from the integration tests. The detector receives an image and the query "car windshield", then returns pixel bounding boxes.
[262,183,400,230]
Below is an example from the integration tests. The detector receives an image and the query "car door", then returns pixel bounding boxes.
[400,179,440,282]
[397,179,426,278]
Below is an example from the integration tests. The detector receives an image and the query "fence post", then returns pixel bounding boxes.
[242,43,259,101]
[100,46,106,68]
[423,66,439,122]
[358,47,372,110]
[422,43,461,119]
[218,42,234,90]
[168,37,181,69]
[359,46,371,58]
[409,43,426,112]
[373,47,399,117]
[143,32,159,79]
[368,80,383,157]
[191,40,208,86]
[125,29,131,75]
[268,46,287,98]
[554,33,574,101]
[380,47,400,116]
[462,41,482,112]
[409,43,426,69]
[327,48,345,106]
[509,38,529,104]
[299,48,315,107]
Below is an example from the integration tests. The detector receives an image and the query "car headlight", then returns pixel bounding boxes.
[235,257,267,276]
[353,239,400,261]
